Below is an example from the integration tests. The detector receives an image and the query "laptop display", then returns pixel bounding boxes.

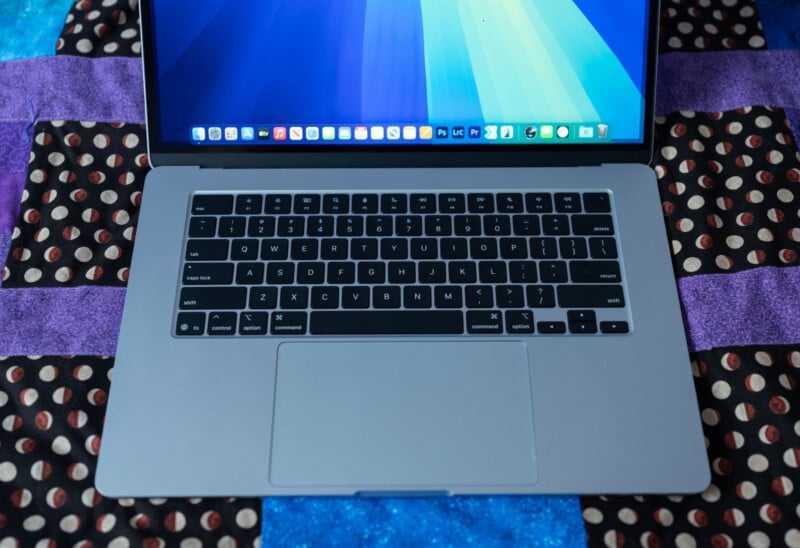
[146,1,651,149]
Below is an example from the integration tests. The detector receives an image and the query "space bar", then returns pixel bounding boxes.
[310,311,464,335]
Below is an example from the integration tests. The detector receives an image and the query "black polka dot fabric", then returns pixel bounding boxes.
[581,345,800,547]
[655,107,800,278]
[2,121,148,287]
[56,0,141,57]
[0,356,262,545]
[659,0,766,53]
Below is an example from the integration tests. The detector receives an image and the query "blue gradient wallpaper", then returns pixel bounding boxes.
[150,0,650,145]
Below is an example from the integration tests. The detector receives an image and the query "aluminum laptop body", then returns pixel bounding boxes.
[96,0,710,497]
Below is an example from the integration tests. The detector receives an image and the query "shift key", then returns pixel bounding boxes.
[179,287,246,309]
[557,285,625,307]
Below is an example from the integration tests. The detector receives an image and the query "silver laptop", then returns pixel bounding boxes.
[96,0,709,496]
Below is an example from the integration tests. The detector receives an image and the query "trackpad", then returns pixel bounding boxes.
[270,341,537,488]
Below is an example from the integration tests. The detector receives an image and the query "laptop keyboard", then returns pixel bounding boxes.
[175,191,630,336]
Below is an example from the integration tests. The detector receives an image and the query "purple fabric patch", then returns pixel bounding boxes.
[0,122,31,172]
[656,50,800,115]
[0,55,144,124]
[0,286,125,356]
[678,266,800,353]
[0,234,10,286]
[0,171,26,234]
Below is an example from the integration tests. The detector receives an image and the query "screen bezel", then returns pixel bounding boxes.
[140,0,661,168]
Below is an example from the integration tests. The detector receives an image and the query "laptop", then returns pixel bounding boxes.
[96,0,710,497]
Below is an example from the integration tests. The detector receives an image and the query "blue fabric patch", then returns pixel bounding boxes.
[262,496,586,547]
[0,0,73,61]
[755,0,800,49]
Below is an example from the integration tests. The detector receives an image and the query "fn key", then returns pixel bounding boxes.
[176,312,205,335]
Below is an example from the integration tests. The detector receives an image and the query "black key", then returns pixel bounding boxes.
[189,217,217,237]
[270,311,307,335]
[468,193,494,213]
[527,285,556,308]
[231,239,259,260]
[249,287,278,309]
[496,193,524,213]
[328,262,355,284]
[569,321,598,334]
[506,310,535,334]
[183,263,233,285]
[341,287,370,308]
[321,238,348,260]
[277,216,305,237]
[396,215,422,236]
[248,216,275,237]
[449,261,477,284]
[434,286,463,308]
[185,239,228,261]
[236,262,264,285]
[358,262,386,284]
[337,216,364,237]
[236,194,263,215]
[261,239,289,260]
[479,261,507,283]
[542,215,570,235]
[366,215,393,236]
[572,215,615,236]
[465,285,493,308]
[509,261,538,283]
[589,237,618,259]
[207,312,237,335]
[218,216,246,237]
[381,194,407,213]
[466,311,503,334]
[440,238,468,259]
[425,215,452,236]
[410,193,436,213]
[418,261,446,284]
[567,310,596,323]
[265,194,292,214]
[470,238,498,259]
[539,261,568,283]
[537,321,566,334]
[296,262,325,284]
[352,194,379,213]
[410,238,437,259]
[294,194,320,214]
[404,286,433,308]
[192,194,233,215]
[483,215,511,236]
[554,192,582,213]
[351,238,379,259]
[559,238,588,259]
[266,262,295,284]
[307,216,335,237]
[388,261,416,284]
[557,285,625,307]
[311,287,339,309]
[500,238,528,259]
[600,321,630,334]
[439,194,466,213]
[525,193,552,213]
[583,193,612,213]
[495,285,525,308]
[569,261,622,283]
[176,312,205,336]
[280,287,309,309]
[529,237,558,259]
[512,215,540,236]
[373,286,401,308]
[310,311,463,335]
[454,215,482,236]
[323,194,350,213]
[179,287,246,310]
[239,312,268,335]
[291,239,318,260]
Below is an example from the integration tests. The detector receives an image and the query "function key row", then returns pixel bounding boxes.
[191,192,612,216]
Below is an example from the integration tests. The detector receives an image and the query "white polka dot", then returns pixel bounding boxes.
[75,247,93,263]
[582,507,603,524]
[23,515,46,532]
[683,258,702,273]
[687,195,705,209]
[101,190,119,204]
[180,539,203,548]
[749,36,766,48]
[675,533,697,548]
[702,483,721,503]
[76,38,94,53]
[108,537,131,548]
[701,408,720,426]
[786,529,800,548]
[0,461,18,482]
[725,176,743,190]
[748,454,769,473]
[725,235,744,249]
[60,514,81,534]
[712,380,731,399]
[661,146,678,160]
[70,463,89,481]
[24,268,43,283]
[121,28,138,39]
[50,205,69,221]
[52,436,71,455]
[235,508,258,529]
